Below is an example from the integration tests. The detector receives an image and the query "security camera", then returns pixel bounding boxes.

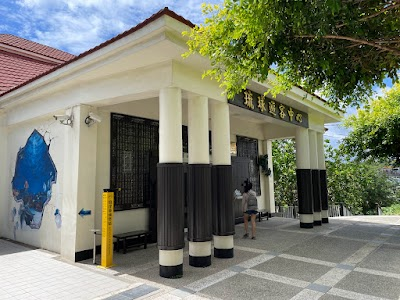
[88,112,102,123]
[53,114,73,126]
[53,114,70,121]
[85,112,102,126]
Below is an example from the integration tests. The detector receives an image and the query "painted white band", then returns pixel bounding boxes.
[299,214,314,223]
[213,235,234,249]
[313,212,322,221]
[159,249,183,266]
[321,210,329,218]
[189,241,211,256]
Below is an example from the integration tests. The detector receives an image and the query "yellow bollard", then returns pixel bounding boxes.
[101,190,114,268]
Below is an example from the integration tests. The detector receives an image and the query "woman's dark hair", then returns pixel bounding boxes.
[244,181,253,193]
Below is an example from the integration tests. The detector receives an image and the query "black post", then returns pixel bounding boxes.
[187,164,212,267]
[157,163,184,278]
[312,170,322,225]
[297,169,314,228]
[212,165,235,258]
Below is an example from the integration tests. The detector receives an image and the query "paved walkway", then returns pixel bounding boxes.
[1,215,400,300]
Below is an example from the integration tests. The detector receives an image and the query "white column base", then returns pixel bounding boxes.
[322,210,329,223]
[299,214,314,228]
[313,212,322,226]
[159,249,183,278]
[189,241,211,267]
[213,235,234,258]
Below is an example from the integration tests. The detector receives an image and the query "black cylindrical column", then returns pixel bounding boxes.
[320,170,329,223]
[158,163,184,278]
[312,170,322,226]
[187,164,212,267]
[297,169,314,228]
[212,165,235,258]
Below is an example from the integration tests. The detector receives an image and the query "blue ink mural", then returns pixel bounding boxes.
[12,130,57,229]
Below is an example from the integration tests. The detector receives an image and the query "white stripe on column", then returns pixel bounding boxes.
[159,249,184,266]
[213,235,234,249]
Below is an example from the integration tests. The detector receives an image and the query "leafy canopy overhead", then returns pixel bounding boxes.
[184,0,400,110]
[342,82,400,163]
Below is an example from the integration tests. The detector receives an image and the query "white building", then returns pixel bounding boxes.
[0,8,341,278]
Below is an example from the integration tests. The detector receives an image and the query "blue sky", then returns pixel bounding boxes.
[0,0,394,146]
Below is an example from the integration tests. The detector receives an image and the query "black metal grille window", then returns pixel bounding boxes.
[236,136,261,195]
[111,113,159,211]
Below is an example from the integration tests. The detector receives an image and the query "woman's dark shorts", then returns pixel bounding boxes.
[245,210,258,215]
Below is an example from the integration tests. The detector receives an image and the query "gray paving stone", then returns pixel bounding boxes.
[229,265,247,273]
[307,283,331,293]
[284,235,366,263]
[358,244,400,274]
[200,273,303,300]
[252,256,332,282]
[335,270,400,299]
[131,248,259,289]
[121,284,158,298]
[104,294,130,300]
[336,264,355,270]
[234,228,316,253]
[319,294,350,300]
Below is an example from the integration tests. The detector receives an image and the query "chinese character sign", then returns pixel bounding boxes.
[232,89,308,128]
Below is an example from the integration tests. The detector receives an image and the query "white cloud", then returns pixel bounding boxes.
[8,0,221,54]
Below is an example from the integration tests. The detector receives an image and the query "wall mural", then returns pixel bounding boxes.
[11,130,57,229]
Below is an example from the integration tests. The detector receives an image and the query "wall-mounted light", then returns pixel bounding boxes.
[53,114,73,126]
[85,112,102,127]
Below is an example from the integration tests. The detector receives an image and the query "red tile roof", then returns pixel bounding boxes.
[0,50,58,95]
[0,34,75,62]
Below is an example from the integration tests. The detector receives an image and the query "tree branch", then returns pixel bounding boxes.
[295,34,400,56]
[359,3,400,22]
[336,2,400,28]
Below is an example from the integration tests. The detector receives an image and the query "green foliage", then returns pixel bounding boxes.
[258,154,271,176]
[271,138,398,214]
[342,83,400,163]
[272,139,297,206]
[184,1,400,110]
[382,203,400,215]
[325,141,398,215]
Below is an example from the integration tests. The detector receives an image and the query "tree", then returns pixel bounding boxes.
[342,82,400,163]
[272,139,297,206]
[271,138,398,214]
[184,1,400,110]
[325,142,397,215]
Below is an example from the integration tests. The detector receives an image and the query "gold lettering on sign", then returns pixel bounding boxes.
[296,113,303,123]
[279,104,286,119]
[288,107,294,121]
[268,101,276,116]
[257,95,266,112]
[244,90,254,109]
